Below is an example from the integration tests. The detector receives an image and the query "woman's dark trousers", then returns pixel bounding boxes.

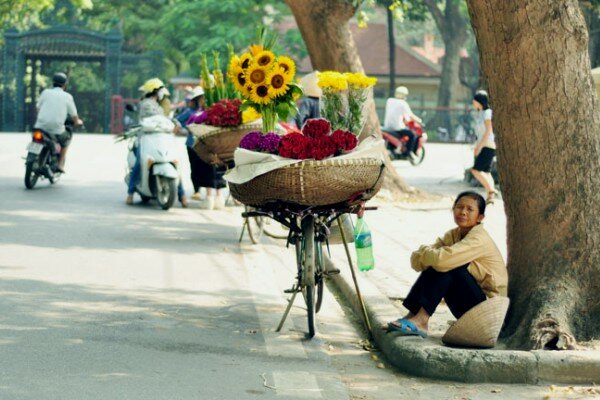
[402,265,486,319]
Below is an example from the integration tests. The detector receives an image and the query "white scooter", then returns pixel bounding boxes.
[125,115,181,210]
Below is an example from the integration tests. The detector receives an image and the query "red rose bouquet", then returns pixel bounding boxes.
[205,99,243,127]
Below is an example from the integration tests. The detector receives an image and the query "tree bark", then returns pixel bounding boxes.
[424,0,470,134]
[285,0,413,193]
[386,5,397,98]
[466,0,600,349]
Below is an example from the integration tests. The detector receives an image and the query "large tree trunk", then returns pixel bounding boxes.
[467,0,600,349]
[285,0,413,193]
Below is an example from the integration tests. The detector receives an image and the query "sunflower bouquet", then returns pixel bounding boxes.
[228,27,302,133]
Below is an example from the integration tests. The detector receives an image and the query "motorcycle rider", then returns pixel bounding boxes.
[34,72,83,173]
[383,86,422,159]
[126,78,188,207]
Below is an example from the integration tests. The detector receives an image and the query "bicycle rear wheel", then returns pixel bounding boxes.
[301,215,316,338]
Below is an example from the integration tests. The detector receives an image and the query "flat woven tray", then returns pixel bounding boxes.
[188,121,263,165]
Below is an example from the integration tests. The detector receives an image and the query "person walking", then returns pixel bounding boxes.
[470,90,498,205]
[175,86,206,201]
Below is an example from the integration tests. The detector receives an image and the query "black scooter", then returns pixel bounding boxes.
[24,119,78,189]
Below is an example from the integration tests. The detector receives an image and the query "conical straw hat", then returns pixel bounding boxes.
[300,71,322,98]
[442,296,510,348]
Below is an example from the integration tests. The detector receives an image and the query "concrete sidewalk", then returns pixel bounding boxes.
[325,199,600,384]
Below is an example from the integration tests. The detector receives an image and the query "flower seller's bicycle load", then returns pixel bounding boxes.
[225,28,385,338]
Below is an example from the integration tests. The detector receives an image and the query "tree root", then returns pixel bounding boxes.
[532,314,577,350]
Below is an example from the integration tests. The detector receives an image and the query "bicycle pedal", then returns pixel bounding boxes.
[323,268,341,277]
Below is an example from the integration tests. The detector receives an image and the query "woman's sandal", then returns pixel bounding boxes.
[387,318,428,338]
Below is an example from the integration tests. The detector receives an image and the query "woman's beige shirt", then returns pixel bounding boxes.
[410,224,507,297]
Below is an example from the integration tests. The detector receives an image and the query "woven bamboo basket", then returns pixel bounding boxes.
[188,121,263,165]
[229,158,385,207]
[442,296,510,348]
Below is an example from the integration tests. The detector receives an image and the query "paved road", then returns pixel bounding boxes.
[0,134,544,399]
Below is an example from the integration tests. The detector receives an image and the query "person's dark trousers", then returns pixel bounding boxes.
[186,146,204,193]
[392,129,416,155]
[403,265,486,319]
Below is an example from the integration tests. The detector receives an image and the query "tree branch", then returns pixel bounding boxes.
[422,0,446,33]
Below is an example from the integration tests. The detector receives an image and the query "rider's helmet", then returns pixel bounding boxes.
[52,72,68,87]
[139,78,165,96]
[188,86,204,100]
[395,86,409,99]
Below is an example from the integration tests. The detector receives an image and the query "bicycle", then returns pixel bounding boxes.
[242,201,374,339]
[239,205,289,244]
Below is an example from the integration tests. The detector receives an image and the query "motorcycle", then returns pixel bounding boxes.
[24,119,76,189]
[381,120,427,166]
[124,115,181,210]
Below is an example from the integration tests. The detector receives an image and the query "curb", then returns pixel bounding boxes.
[325,257,600,384]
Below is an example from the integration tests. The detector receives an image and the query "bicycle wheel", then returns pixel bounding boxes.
[301,215,316,338]
[314,241,325,314]
[245,206,264,244]
[263,219,289,239]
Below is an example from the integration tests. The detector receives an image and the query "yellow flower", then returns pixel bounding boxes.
[344,72,377,89]
[249,83,272,104]
[246,64,268,85]
[242,106,261,123]
[266,66,289,98]
[318,71,348,92]
[249,44,264,56]
[255,50,275,68]
[230,65,246,93]
[276,55,296,79]
[240,52,252,70]
[228,55,241,73]
[241,83,253,99]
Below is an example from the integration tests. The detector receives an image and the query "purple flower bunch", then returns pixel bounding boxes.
[239,131,281,154]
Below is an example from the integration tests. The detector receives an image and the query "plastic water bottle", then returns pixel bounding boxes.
[354,216,374,271]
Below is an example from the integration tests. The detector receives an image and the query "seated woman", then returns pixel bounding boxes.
[388,191,507,337]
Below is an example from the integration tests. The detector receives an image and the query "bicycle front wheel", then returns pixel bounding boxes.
[301,215,316,338]
[245,206,264,244]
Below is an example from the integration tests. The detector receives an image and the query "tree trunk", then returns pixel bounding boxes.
[424,0,469,135]
[285,0,413,193]
[386,5,396,98]
[467,0,600,349]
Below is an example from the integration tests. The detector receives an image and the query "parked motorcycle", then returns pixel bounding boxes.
[381,120,427,166]
[124,116,181,210]
[24,120,77,189]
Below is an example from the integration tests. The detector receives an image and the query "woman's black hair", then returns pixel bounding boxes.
[453,191,486,215]
[473,90,489,110]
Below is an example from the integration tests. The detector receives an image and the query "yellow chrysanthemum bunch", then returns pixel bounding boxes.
[318,70,377,133]
[228,27,303,132]
[344,72,377,89]
[317,71,348,92]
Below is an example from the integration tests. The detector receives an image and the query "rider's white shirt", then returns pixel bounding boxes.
[383,98,412,131]
[35,87,77,135]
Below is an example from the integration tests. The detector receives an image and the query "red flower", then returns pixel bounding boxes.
[279,132,311,159]
[205,99,242,127]
[311,135,337,160]
[301,118,331,139]
[330,129,358,152]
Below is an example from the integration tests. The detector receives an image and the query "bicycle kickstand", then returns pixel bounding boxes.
[276,287,300,332]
